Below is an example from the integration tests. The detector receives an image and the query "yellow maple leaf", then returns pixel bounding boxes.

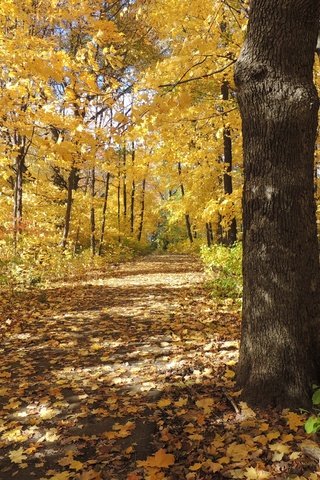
[174,397,188,407]
[189,463,202,471]
[238,402,256,419]
[205,459,223,473]
[245,467,271,479]
[112,421,135,438]
[9,447,27,464]
[227,443,251,461]
[196,397,213,414]
[258,423,269,432]
[266,431,280,441]
[157,398,172,408]
[48,472,71,480]
[70,459,83,471]
[188,433,203,441]
[269,442,291,462]
[224,369,235,379]
[284,411,304,431]
[39,407,59,420]
[137,449,175,469]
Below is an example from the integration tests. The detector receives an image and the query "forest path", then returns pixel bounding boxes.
[0,255,242,479]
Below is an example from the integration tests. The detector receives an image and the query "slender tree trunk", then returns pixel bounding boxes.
[130,143,135,234]
[221,80,237,246]
[216,214,223,244]
[98,172,110,256]
[117,164,121,243]
[234,0,320,407]
[73,173,89,255]
[90,167,96,256]
[178,161,193,243]
[123,145,127,221]
[206,223,211,247]
[13,149,25,250]
[61,167,77,249]
[137,178,146,242]
[209,222,214,243]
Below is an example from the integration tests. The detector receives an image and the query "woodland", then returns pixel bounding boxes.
[1,0,320,479]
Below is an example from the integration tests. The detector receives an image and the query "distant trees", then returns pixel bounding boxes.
[235,0,320,407]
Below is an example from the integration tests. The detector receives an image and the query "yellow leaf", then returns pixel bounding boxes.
[39,407,59,420]
[224,369,235,379]
[284,411,305,431]
[269,443,291,454]
[9,447,27,464]
[205,459,222,473]
[79,470,102,480]
[266,431,280,441]
[70,460,83,471]
[137,449,175,469]
[259,423,269,432]
[227,443,251,462]
[238,402,256,419]
[188,433,203,441]
[196,397,213,414]
[244,467,271,479]
[289,451,301,460]
[112,421,135,438]
[189,463,202,471]
[269,442,291,462]
[157,398,172,408]
[174,397,188,407]
[48,473,71,480]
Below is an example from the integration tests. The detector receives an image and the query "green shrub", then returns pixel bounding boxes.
[305,387,320,434]
[201,243,242,301]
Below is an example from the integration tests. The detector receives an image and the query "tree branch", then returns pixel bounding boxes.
[158,60,236,89]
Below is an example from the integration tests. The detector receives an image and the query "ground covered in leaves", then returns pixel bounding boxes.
[0,254,320,480]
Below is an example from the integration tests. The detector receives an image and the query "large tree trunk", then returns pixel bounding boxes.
[234,0,320,407]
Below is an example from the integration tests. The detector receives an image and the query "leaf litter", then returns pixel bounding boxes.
[0,254,319,479]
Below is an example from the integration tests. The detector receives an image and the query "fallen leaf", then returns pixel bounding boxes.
[157,398,172,408]
[245,467,271,479]
[284,411,305,431]
[9,447,27,464]
[137,448,175,468]
[196,397,213,414]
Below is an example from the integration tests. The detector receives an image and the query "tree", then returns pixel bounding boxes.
[234,0,320,407]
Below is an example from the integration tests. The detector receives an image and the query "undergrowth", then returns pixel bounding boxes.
[200,243,242,303]
[0,237,151,290]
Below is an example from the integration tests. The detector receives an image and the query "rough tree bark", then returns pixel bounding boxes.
[234,0,320,407]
